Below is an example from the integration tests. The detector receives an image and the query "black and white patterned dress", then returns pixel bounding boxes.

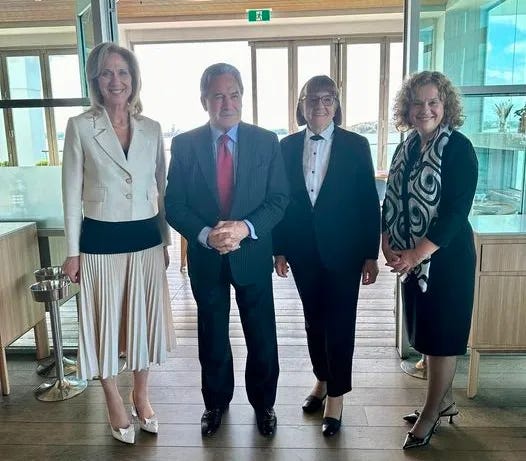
[383,129,478,356]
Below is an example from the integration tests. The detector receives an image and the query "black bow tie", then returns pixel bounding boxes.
[310,134,324,141]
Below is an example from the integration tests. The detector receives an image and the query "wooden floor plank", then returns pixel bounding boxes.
[2,231,526,460]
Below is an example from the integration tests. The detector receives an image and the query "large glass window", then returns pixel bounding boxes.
[387,41,404,167]
[12,108,48,166]
[135,41,252,151]
[414,0,526,215]
[346,43,381,168]
[7,56,43,99]
[297,45,331,91]
[135,37,401,169]
[0,49,83,166]
[256,47,288,138]
[486,0,526,85]
[49,54,82,98]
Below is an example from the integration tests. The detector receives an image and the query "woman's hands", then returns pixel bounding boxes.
[387,248,422,274]
[63,256,80,283]
[361,259,379,285]
[274,255,289,278]
[382,234,438,275]
[381,232,399,265]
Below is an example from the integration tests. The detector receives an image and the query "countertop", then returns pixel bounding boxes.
[470,214,526,236]
[0,221,36,239]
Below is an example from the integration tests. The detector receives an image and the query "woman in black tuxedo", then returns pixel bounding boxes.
[273,75,381,436]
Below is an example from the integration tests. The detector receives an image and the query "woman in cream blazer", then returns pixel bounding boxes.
[62,42,173,445]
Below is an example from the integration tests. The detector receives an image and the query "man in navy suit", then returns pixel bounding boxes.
[165,63,289,437]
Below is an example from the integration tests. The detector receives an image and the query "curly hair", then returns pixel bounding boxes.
[392,71,464,132]
[86,42,143,116]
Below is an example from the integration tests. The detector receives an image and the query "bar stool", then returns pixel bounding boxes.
[34,266,77,378]
[30,275,87,401]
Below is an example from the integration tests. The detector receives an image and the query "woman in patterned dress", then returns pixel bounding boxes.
[382,71,478,449]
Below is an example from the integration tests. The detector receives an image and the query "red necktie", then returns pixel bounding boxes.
[217,134,234,218]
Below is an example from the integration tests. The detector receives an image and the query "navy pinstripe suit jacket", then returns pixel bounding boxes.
[165,122,289,285]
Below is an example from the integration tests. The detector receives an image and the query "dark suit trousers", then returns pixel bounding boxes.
[290,249,361,397]
[189,257,279,411]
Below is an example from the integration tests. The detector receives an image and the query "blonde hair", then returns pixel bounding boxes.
[393,71,464,132]
[85,42,143,116]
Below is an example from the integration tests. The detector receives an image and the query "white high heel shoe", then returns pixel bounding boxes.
[110,424,135,444]
[131,401,159,434]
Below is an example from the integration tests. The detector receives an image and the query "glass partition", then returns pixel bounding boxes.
[464,95,526,215]
[0,166,63,228]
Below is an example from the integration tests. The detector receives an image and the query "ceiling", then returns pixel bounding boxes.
[1,0,408,27]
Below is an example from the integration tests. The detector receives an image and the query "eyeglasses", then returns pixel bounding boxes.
[301,95,337,107]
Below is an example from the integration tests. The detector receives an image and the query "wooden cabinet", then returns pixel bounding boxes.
[468,215,526,398]
[0,222,49,395]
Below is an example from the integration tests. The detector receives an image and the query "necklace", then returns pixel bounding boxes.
[112,122,129,130]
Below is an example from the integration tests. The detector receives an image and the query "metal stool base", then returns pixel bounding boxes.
[37,356,77,377]
[400,356,427,380]
[35,377,88,402]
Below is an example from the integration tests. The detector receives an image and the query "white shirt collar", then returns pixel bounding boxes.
[306,121,335,141]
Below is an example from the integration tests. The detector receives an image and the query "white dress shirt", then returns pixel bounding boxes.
[303,122,335,206]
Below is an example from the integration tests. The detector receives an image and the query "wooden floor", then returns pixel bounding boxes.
[2,233,526,460]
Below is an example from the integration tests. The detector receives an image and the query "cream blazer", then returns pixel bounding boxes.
[62,109,171,256]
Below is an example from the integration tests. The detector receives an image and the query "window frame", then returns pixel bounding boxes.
[0,47,89,166]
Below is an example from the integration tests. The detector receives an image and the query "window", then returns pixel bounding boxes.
[346,43,381,169]
[0,49,84,166]
[135,36,402,171]
[135,41,252,151]
[415,0,526,215]
[255,47,289,137]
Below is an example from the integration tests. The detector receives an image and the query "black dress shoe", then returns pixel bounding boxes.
[302,394,326,413]
[201,408,224,436]
[256,407,277,437]
[322,409,342,437]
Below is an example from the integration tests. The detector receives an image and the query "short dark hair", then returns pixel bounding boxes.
[393,70,464,131]
[200,63,244,100]
[86,42,142,116]
[296,75,342,126]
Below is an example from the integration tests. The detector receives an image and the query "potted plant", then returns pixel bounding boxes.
[515,103,526,134]
[494,100,513,133]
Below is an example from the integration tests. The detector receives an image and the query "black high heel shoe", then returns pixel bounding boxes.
[402,417,441,449]
[322,408,342,437]
[403,402,459,424]
[302,394,327,413]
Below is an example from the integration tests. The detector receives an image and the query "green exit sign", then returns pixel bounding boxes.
[247,9,272,22]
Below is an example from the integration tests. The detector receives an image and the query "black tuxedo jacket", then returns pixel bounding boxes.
[165,122,289,285]
[274,126,380,272]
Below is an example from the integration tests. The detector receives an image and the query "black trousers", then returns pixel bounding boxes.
[190,257,279,411]
[290,251,361,397]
